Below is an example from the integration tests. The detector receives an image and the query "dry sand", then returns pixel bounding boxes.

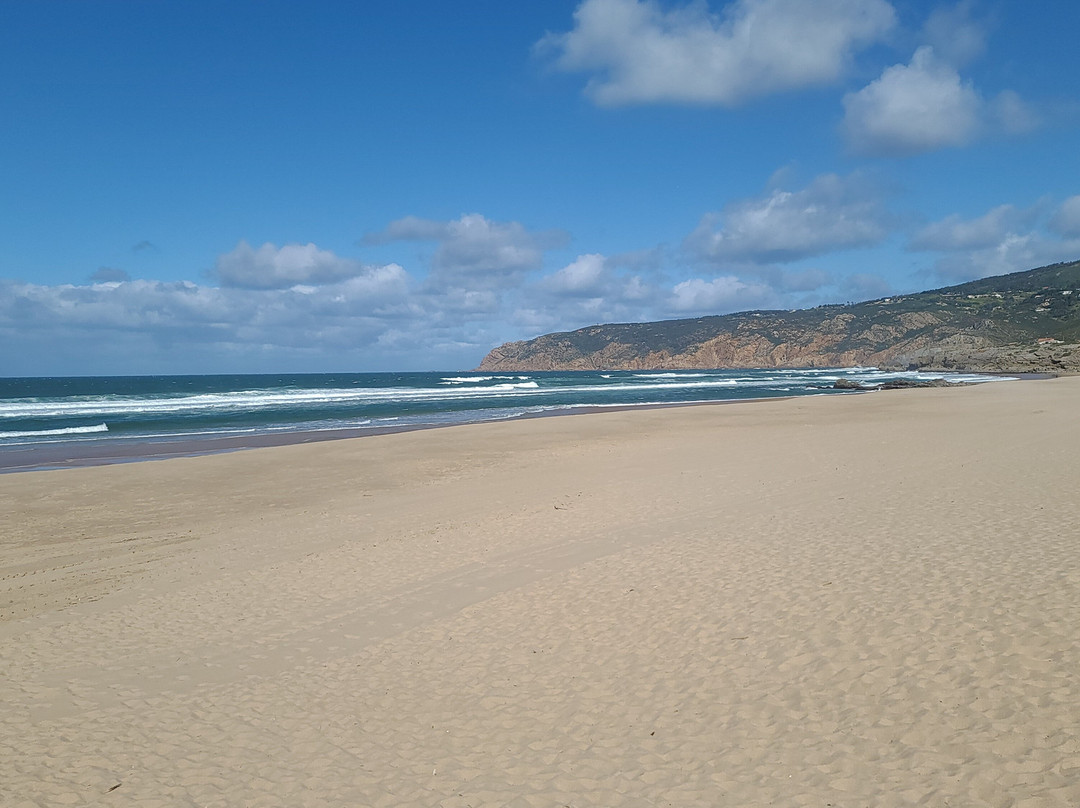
[2,377,1079,807]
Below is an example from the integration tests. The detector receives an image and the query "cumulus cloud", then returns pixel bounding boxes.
[842,46,982,156]
[3,268,416,333]
[366,215,449,243]
[909,204,1028,251]
[539,0,896,106]
[505,253,663,335]
[685,173,891,264]
[842,40,1039,157]
[990,90,1040,135]
[1050,196,1080,237]
[667,276,774,314]
[6,226,627,372]
[214,241,374,290]
[920,1,986,67]
[313,264,415,312]
[1,233,420,364]
[927,234,1080,283]
[910,199,1080,283]
[3,279,230,332]
[538,254,610,296]
[366,214,566,289]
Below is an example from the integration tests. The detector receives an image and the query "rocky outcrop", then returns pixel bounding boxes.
[833,378,965,391]
[879,342,1080,374]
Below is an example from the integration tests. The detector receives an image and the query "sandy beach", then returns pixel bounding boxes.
[2,377,1079,807]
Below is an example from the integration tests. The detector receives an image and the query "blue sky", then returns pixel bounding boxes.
[2,0,1079,375]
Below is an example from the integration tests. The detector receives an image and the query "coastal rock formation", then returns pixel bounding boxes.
[878,340,1080,374]
[833,377,963,391]
[479,260,1080,374]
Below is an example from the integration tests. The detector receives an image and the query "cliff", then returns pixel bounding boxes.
[478,260,1080,373]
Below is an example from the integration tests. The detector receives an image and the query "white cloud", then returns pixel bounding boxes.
[929,233,1080,283]
[421,287,502,316]
[435,215,546,277]
[990,90,1040,135]
[366,213,565,289]
[539,0,896,106]
[1050,196,1080,237]
[1,271,415,335]
[506,253,664,335]
[910,204,1027,251]
[214,240,372,290]
[667,276,774,314]
[842,42,1039,157]
[367,215,448,242]
[0,252,431,375]
[911,200,1080,283]
[685,173,890,263]
[920,1,986,67]
[539,254,610,296]
[842,46,982,156]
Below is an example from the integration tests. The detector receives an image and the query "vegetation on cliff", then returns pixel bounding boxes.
[478,260,1080,373]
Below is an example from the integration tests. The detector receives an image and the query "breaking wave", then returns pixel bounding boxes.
[0,423,108,439]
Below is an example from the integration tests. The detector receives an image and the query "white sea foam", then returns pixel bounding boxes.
[0,423,108,439]
[0,369,1011,430]
[0,381,555,419]
[633,372,711,379]
[441,375,532,384]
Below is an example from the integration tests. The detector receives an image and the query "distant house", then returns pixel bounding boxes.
[1036,337,1064,345]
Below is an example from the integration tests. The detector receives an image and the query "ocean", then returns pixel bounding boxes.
[0,368,1010,471]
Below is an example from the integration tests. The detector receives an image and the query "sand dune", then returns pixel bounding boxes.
[3,378,1079,807]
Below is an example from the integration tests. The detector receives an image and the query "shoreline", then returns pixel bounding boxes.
[0,369,1041,473]
[0,394,802,474]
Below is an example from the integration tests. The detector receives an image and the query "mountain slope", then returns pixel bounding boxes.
[478,260,1080,373]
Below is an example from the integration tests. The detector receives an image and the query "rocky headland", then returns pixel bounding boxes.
[478,260,1080,375]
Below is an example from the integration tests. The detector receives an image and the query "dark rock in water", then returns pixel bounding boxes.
[879,378,958,389]
[833,377,964,391]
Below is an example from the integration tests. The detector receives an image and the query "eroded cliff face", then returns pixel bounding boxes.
[478,312,963,371]
[479,326,1080,374]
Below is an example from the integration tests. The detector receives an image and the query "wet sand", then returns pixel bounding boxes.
[2,377,1079,807]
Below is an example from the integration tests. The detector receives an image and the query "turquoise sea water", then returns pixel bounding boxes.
[0,368,1010,470]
